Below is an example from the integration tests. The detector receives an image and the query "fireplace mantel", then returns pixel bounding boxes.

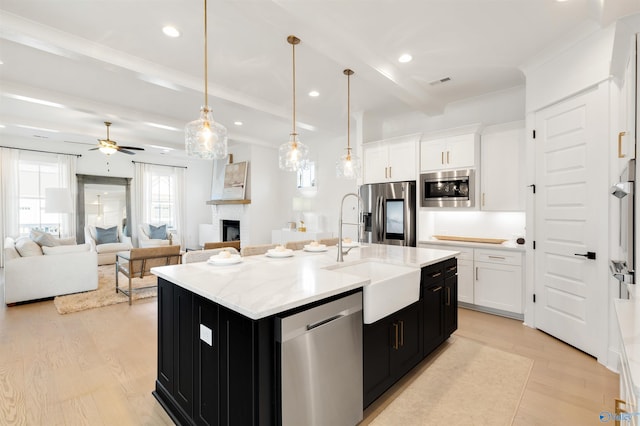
[206,199,251,205]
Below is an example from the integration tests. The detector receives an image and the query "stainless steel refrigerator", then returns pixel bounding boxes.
[359,181,416,247]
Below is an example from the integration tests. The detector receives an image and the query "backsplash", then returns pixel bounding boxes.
[418,210,526,243]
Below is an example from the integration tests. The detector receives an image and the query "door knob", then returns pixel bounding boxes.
[574,251,596,260]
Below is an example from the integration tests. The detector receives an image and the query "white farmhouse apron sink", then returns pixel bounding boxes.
[326,260,420,324]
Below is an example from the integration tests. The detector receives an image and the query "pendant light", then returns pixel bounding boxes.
[185,0,228,159]
[336,69,361,179]
[279,35,310,171]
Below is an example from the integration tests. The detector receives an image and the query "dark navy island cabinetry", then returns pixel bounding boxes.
[154,278,276,426]
[153,254,458,425]
[364,257,458,408]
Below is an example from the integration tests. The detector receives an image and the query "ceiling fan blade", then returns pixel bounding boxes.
[117,148,136,155]
[118,146,145,151]
[89,147,100,151]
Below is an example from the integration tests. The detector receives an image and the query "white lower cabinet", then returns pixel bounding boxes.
[419,243,524,317]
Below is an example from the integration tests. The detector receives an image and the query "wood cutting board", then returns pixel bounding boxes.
[432,235,508,244]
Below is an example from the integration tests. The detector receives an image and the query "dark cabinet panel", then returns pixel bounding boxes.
[363,300,422,408]
[445,274,458,336]
[174,285,195,417]
[155,278,275,426]
[422,282,444,356]
[194,296,219,426]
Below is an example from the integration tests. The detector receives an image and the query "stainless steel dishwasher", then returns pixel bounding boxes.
[276,292,363,426]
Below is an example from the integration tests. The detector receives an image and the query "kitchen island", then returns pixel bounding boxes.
[151,244,458,425]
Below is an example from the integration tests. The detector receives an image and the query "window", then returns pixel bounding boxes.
[18,157,61,236]
[149,166,178,230]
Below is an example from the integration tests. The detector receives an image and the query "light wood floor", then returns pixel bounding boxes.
[0,273,619,425]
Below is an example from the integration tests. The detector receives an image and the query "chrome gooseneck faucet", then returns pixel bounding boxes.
[337,192,363,262]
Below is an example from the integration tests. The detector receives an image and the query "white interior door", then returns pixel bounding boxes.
[534,85,609,358]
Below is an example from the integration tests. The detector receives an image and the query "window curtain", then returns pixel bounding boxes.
[0,148,20,267]
[132,161,151,248]
[173,166,186,248]
[55,153,77,239]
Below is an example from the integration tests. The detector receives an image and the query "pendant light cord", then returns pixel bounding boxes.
[347,71,351,151]
[292,40,296,135]
[203,0,208,107]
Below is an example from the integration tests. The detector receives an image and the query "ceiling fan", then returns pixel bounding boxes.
[90,121,144,155]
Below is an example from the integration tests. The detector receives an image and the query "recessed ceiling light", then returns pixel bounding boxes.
[162,26,181,38]
[398,54,412,63]
[234,121,243,126]
[309,90,320,97]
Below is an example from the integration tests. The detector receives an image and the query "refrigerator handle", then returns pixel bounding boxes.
[377,196,384,241]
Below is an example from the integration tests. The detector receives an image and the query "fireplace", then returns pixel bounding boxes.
[222,220,240,242]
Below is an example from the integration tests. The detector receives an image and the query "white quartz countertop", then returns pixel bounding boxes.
[152,244,459,320]
[615,299,640,394]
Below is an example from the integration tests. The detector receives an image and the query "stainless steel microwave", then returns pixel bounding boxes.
[420,169,475,208]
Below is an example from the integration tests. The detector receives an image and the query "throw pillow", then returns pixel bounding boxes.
[30,229,60,247]
[15,236,44,257]
[95,226,119,244]
[42,244,90,255]
[149,224,167,239]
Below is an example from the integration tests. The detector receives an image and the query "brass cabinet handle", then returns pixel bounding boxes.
[446,266,457,273]
[392,323,399,350]
[488,255,506,260]
[446,151,450,164]
[476,266,479,281]
[431,271,442,278]
[482,192,485,207]
[618,131,627,158]
[441,151,444,164]
[431,286,443,292]
[398,320,404,347]
[388,166,392,178]
[446,287,451,306]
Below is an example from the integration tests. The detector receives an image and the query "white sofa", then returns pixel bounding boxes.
[137,223,180,248]
[84,225,133,265]
[4,237,98,305]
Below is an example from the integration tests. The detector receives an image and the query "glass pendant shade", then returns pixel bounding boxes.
[185,106,228,159]
[336,148,362,179]
[279,133,309,171]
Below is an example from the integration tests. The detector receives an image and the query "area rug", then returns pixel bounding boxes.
[53,265,158,314]
[369,336,533,426]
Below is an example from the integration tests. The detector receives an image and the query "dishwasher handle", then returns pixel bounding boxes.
[307,314,344,331]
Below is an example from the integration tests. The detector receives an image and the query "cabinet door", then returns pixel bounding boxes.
[193,296,219,426]
[423,283,444,356]
[474,261,523,314]
[445,134,476,169]
[420,139,447,171]
[363,317,393,408]
[387,139,416,181]
[444,275,458,336]
[391,301,423,378]
[481,127,525,211]
[457,259,474,303]
[363,142,388,183]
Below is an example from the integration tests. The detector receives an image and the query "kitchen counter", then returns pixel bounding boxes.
[420,238,526,252]
[151,244,459,320]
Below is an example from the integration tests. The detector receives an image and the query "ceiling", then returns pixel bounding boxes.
[1,0,638,158]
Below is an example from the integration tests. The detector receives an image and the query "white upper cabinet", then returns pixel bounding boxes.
[363,134,420,184]
[480,124,525,211]
[420,133,478,171]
